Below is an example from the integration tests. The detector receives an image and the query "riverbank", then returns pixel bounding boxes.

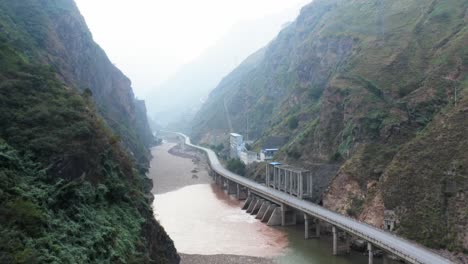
[148,142,211,194]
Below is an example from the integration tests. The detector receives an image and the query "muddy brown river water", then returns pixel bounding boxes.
[150,143,389,264]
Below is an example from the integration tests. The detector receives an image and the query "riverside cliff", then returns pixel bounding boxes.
[0,0,179,263]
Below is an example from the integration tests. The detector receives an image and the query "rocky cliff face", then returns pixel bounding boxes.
[192,0,467,254]
[0,0,179,263]
[2,0,153,167]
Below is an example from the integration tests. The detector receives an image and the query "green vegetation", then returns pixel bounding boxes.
[0,142,142,262]
[0,1,178,263]
[346,196,365,217]
[287,116,299,130]
[210,143,224,153]
[0,43,177,263]
[226,159,246,176]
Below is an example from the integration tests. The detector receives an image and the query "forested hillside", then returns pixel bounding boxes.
[192,0,467,254]
[0,0,178,263]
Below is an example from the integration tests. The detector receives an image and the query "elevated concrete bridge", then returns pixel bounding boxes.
[177,133,453,264]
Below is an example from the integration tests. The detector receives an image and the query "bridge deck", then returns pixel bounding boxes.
[178,133,453,264]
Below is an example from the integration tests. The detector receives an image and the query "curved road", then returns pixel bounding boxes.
[177,133,453,264]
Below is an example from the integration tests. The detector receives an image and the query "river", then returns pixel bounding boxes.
[150,142,388,264]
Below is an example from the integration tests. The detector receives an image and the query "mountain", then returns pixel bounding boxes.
[0,0,178,263]
[1,0,155,167]
[145,6,303,129]
[192,0,468,255]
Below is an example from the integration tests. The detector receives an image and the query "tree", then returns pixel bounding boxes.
[226,159,246,176]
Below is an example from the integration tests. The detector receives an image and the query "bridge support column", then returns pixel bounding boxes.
[236,184,247,200]
[344,233,351,254]
[281,204,297,226]
[246,197,257,213]
[332,226,338,255]
[227,180,236,195]
[262,204,277,223]
[315,219,321,238]
[304,215,321,239]
[267,206,282,226]
[216,174,222,186]
[281,204,286,226]
[223,178,228,190]
[242,195,253,210]
[367,242,374,264]
[251,199,264,215]
[256,201,270,219]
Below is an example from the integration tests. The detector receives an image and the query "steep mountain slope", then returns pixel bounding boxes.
[0,0,154,167]
[192,0,468,254]
[145,6,302,129]
[0,0,178,263]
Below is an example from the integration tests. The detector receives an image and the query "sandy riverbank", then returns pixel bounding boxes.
[148,142,212,195]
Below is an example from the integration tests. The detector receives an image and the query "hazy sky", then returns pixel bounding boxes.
[74,0,309,97]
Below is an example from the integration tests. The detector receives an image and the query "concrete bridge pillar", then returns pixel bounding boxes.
[227,180,236,195]
[262,204,278,223]
[315,219,321,238]
[216,174,222,186]
[344,233,351,254]
[281,204,287,226]
[256,201,271,219]
[267,206,282,226]
[304,214,311,239]
[332,226,338,255]
[367,242,374,264]
[246,196,258,213]
[250,199,264,215]
[236,184,247,200]
[242,195,253,210]
[280,204,297,226]
[304,215,321,239]
[223,178,229,190]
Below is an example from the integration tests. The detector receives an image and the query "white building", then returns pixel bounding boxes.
[240,150,258,165]
[230,133,244,159]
